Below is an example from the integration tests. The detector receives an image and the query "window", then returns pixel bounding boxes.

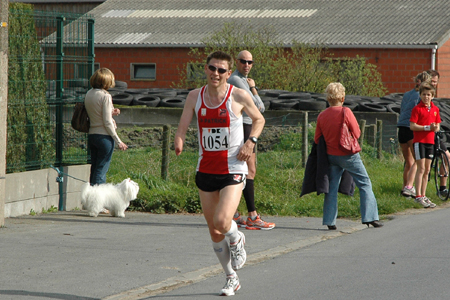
[131,63,156,81]
[187,63,206,81]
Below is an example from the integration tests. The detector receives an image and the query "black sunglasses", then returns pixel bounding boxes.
[208,65,228,74]
[238,59,253,65]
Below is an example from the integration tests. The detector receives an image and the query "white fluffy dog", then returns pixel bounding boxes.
[81,178,139,217]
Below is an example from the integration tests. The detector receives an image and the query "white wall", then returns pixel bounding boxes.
[4,165,90,218]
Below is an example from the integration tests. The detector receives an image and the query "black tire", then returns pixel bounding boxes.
[360,96,381,102]
[269,99,299,110]
[263,89,289,98]
[357,102,387,112]
[159,97,186,108]
[132,94,161,107]
[434,149,450,201]
[112,92,133,105]
[309,93,327,99]
[343,102,358,111]
[108,90,122,97]
[262,100,271,110]
[381,93,403,101]
[278,92,311,100]
[125,88,149,94]
[345,95,362,102]
[176,89,190,96]
[114,81,128,89]
[440,123,450,143]
[386,103,401,114]
[296,99,327,111]
[147,91,178,98]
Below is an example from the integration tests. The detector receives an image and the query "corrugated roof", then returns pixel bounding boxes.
[11,0,104,3]
[102,9,318,18]
[85,0,450,48]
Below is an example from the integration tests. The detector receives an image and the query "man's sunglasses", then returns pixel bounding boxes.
[239,59,253,65]
[208,65,228,74]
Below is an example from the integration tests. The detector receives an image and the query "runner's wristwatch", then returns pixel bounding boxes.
[249,136,258,144]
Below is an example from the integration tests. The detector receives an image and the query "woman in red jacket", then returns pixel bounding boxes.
[314,82,382,230]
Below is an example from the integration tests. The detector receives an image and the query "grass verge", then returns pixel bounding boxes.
[107,145,441,220]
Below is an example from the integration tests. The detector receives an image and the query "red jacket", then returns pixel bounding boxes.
[315,106,360,156]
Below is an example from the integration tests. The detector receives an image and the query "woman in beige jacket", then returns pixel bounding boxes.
[84,68,127,185]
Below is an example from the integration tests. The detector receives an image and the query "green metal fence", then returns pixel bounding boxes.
[8,7,94,173]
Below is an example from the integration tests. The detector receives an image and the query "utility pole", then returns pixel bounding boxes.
[0,0,8,226]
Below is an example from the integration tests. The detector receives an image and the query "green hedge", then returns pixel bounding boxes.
[8,3,54,172]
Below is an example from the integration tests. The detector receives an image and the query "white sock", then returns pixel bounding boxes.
[224,220,240,244]
[212,239,235,276]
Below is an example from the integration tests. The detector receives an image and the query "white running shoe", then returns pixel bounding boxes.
[402,186,416,197]
[423,197,436,208]
[230,231,246,271]
[415,196,430,208]
[219,274,241,296]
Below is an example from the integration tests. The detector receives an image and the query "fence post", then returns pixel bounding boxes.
[377,119,383,159]
[161,125,171,180]
[302,112,308,168]
[0,0,8,226]
[359,119,366,151]
[56,16,65,211]
[87,19,95,81]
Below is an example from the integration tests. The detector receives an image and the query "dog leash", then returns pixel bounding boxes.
[50,165,88,183]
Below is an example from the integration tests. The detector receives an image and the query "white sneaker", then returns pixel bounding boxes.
[415,196,430,208]
[219,274,241,296]
[423,197,436,208]
[230,231,246,271]
[402,186,416,197]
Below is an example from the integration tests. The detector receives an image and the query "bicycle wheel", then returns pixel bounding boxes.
[434,150,450,201]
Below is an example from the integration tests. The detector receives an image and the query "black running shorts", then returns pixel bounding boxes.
[398,126,414,144]
[195,172,246,192]
[413,142,434,160]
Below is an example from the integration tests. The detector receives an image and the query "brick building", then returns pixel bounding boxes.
[87,0,450,97]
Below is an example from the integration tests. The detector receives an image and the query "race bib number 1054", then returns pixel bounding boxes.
[202,127,230,151]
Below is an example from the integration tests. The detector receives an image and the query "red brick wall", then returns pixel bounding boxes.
[330,48,432,95]
[96,47,444,96]
[95,47,196,89]
[436,40,450,98]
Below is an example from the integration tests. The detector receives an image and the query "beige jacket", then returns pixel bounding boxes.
[84,88,122,144]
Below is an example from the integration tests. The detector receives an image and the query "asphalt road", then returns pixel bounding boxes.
[153,208,450,300]
[1,206,449,300]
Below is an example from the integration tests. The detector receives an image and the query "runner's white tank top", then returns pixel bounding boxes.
[195,84,248,175]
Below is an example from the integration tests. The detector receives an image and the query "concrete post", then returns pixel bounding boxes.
[0,0,9,226]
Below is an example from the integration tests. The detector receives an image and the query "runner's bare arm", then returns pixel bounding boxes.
[174,90,199,156]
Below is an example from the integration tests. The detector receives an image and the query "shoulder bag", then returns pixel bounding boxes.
[71,102,90,133]
[339,107,361,154]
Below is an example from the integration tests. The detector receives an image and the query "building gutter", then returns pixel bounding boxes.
[95,43,439,50]
[431,45,437,70]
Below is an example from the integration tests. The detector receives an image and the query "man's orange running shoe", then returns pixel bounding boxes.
[245,214,275,230]
[233,212,247,228]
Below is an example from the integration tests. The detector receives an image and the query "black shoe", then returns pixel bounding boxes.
[363,221,383,228]
[327,225,337,230]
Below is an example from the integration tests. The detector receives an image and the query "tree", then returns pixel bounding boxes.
[174,21,388,97]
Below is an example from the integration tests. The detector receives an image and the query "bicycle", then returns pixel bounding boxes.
[430,131,450,201]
